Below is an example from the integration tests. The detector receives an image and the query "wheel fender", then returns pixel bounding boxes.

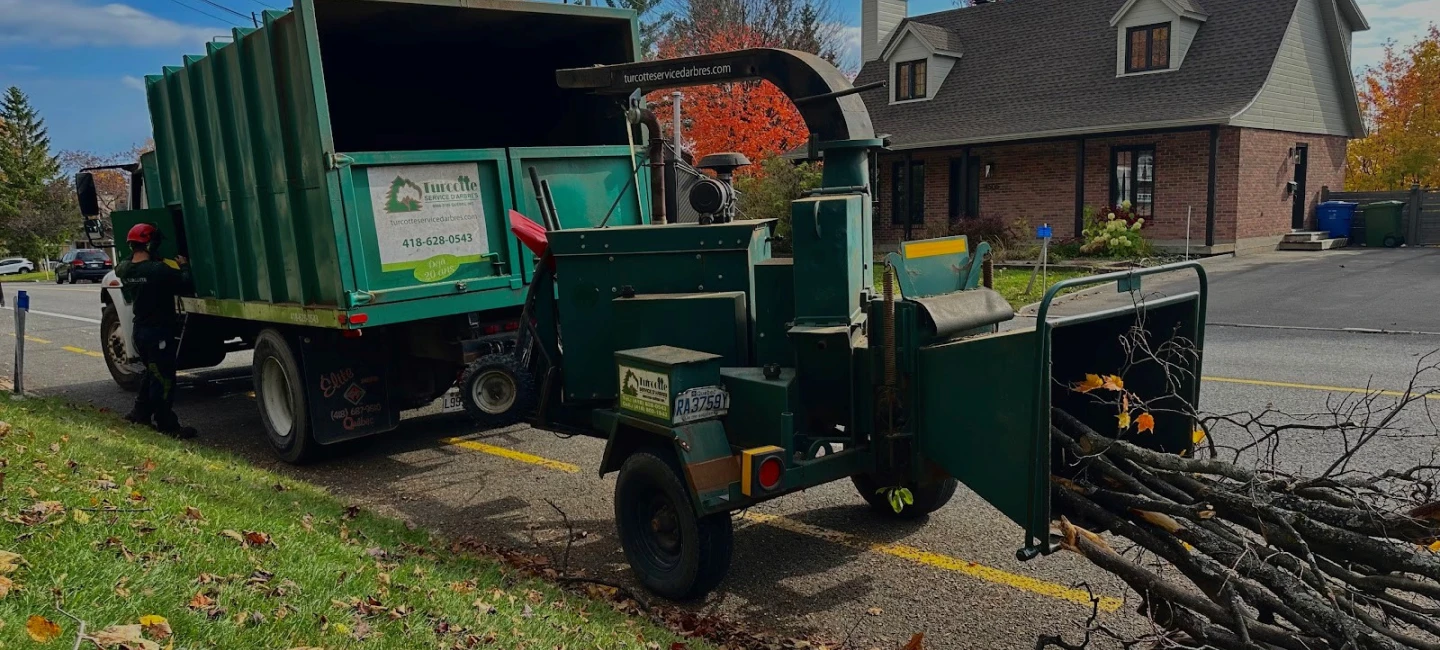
[600,415,739,515]
[101,272,139,361]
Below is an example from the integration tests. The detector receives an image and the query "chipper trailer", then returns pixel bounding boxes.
[80,0,1209,601]
[500,50,1210,599]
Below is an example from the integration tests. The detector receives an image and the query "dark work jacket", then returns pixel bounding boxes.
[116,258,192,327]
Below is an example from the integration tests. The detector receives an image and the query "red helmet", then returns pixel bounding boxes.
[127,223,158,244]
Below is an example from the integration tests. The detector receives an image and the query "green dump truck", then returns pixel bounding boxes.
[84,0,655,461]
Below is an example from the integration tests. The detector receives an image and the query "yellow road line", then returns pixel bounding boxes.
[1206,376,1440,400]
[61,346,103,358]
[7,332,51,344]
[440,437,581,474]
[741,512,1122,612]
[436,436,1118,610]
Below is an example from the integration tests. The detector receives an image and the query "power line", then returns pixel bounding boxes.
[190,0,254,22]
[160,0,245,27]
[238,0,280,9]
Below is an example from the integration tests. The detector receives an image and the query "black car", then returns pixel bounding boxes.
[56,249,113,284]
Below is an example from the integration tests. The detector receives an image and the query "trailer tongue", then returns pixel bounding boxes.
[509,50,1209,599]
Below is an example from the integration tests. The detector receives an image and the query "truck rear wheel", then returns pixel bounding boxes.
[614,450,733,601]
[459,353,536,428]
[101,304,144,392]
[852,474,958,520]
[253,329,318,464]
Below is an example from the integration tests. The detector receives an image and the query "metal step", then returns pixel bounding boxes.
[1278,237,1348,251]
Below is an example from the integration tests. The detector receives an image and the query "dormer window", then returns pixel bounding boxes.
[895,59,928,101]
[1125,23,1171,73]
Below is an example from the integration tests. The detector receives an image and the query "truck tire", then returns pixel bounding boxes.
[101,304,144,392]
[459,353,536,428]
[852,473,958,520]
[253,329,318,464]
[614,449,733,601]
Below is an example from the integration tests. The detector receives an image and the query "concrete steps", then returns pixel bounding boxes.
[1278,231,1348,251]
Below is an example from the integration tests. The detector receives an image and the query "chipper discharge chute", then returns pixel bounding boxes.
[515,48,1208,600]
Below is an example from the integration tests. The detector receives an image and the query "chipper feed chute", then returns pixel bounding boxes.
[510,46,1208,600]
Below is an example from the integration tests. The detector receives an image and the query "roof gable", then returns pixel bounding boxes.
[880,20,964,61]
[854,0,1322,148]
[1109,0,1209,26]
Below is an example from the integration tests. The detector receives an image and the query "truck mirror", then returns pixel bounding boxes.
[75,172,101,218]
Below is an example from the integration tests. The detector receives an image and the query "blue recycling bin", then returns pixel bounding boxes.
[1316,201,1357,238]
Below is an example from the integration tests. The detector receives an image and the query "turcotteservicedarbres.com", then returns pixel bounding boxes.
[623,64,733,85]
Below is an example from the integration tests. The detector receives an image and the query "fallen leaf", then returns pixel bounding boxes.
[473,600,496,614]
[1117,411,1132,430]
[902,632,925,650]
[71,509,91,524]
[139,615,171,640]
[138,459,157,473]
[26,615,61,643]
[866,607,883,616]
[91,624,159,649]
[1072,374,1103,393]
[0,550,24,573]
[343,505,360,520]
[670,644,689,650]
[300,514,314,532]
[1429,540,1440,553]
[128,491,145,502]
[188,592,215,610]
[1136,412,1156,435]
[521,604,533,618]
[1192,428,1208,445]
[48,443,60,453]
[219,529,245,543]
[244,531,272,547]
[0,575,13,598]
[1102,374,1125,391]
[183,506,203,521]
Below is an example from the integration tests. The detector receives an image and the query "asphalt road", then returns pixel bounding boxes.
[1,248,1436,649]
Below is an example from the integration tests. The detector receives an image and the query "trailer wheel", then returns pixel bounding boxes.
[253,329,318,464]
[615,450,733,600]
[459,353,536,428]
[101,304,144,392]
[852,474,958,520]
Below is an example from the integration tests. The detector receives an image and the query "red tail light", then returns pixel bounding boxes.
[103,261,112,267]
[504,320,520,331]
[484,324,501,335]
[758,457,784,490]
[72,259,84,267]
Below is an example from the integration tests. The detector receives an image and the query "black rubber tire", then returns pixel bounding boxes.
[1384,235,1402,248]
[100,304,144,392]
[614,450,733,601]
[53,272,62,284]
[852,473,958,520]
[459,352,537,428]
[252,329,319,464]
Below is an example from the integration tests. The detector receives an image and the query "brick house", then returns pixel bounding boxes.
[854,0,1368,253]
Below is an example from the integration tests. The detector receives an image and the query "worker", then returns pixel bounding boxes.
[117,223,197,439]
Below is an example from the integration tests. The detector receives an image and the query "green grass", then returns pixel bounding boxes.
[0,271,54,283]
[873,265,1091,308]
[0,395,709,650]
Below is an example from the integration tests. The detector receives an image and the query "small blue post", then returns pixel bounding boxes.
[13,290,27,395]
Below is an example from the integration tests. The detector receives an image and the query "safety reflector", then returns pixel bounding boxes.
[741,446,786,497]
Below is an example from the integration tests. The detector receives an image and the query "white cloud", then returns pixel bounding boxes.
[835,24,862,75]
[1351,0,1440,72]
[0,0,227,48]
[120,75,145,91]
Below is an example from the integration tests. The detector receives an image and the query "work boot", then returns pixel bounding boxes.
[123,410,151,426]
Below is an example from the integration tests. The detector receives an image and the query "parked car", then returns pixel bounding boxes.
[0,257,35,275]
[55,249,112,284]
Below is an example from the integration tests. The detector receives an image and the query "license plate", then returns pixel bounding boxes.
[673,386,729,424]
[440,388,464,413]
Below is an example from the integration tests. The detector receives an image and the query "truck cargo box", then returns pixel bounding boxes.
[141,0,648,328]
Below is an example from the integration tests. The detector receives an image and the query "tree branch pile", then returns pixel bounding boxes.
[1047,369,1440,650]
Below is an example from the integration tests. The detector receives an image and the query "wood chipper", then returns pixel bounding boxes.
[500,49,1211,600]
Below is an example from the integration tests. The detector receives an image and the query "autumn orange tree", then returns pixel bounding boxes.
[649,28,809,171]
[1347,26,1440,190]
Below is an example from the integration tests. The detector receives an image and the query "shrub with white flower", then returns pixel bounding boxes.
[1080,204,1149,255]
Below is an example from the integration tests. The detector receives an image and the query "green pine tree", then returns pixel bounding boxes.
[0,86,62,211]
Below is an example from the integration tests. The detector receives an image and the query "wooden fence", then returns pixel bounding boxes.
[1321,184,1440,246]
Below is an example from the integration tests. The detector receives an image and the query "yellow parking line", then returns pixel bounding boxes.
[440,437,581,474]
[437,437,1118,610]
[1206,376,1440,400]
[741,512,1121,611]
[61,346,103,358]
[7,333,51,344]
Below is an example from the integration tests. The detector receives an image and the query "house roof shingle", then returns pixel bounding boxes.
[854,0,1303,148]
[905,22,963,55]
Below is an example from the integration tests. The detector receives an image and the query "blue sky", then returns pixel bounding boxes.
[0,0,1433,157]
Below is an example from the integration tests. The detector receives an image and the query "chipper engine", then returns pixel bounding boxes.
[498,48,1207,600]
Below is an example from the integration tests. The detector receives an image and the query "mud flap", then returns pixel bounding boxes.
[299,332,399,444]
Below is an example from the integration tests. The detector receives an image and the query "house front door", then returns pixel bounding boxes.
[1292,144,1309,230]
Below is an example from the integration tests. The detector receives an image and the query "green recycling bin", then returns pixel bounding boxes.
[1360,200,1406,248]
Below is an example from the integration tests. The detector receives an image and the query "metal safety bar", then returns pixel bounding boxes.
[1019,261,1209,560]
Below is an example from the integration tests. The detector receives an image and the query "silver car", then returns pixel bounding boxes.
[0,257,35,275]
